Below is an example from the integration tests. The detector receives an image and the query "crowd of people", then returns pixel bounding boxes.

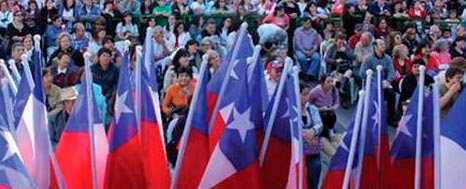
[1,0,466,188]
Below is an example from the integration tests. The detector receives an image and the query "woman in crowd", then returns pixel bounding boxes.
[173,22,191,50]
[7,11,33,46]
[116,12,139,40]
[211,0,230,14]
[162,66,194,118]
[430,39,451,70]
[48,32,84,68]
[414,41,440,73]
[392,44,412,90]
[59,0,79,32]
[262,5,290,30]
[101,1,121,37]
[450,36,465,59]
[301,83,324,189]
[309,74,340,139]
[163,49,198,93]
[171,0,188,17]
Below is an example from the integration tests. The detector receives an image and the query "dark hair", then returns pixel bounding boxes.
[445,67,465,81]
[316,0,327,8]
[412,58,426,66]
[102,36,114,45]
[320,74,329,84]
[175,66,193,78]
[63,0,75,9]
[42,67,51,77]
[172,49,190,69]
[185,39,199,49]
[299,82,310,93]
[414,41,430,55]
[97,48,112,57]
[121,12,132,26]
[56,52,70,59]
[174,22,185,36]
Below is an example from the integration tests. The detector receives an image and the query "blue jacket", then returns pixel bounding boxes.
[78,5,100,22]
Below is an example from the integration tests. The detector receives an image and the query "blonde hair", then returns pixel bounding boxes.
[55,32,71,47]
[392,44,407,59]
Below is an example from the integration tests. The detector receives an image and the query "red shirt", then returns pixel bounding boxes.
[392,58,413,81]
[262,14,290,29]
[408,8,427,20]
[414,54,440,71]
[348,34,360,50]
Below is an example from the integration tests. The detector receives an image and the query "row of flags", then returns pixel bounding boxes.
[1,24,466,189]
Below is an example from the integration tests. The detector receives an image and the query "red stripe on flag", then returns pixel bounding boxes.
[104,137,146,189]
[261,137,291,189]
[387,158,433,189]
[211,161,262,189]
[140,120,171,189]
[176,129,210,189]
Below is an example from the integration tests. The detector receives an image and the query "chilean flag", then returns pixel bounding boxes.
[355,78,390,189]
[262,70,303,189]
[388,87,434,189]
[206,24,253,150]
[171,60,210,189]
[321,113,360,189]
[104,51,146,188]
[261,73,293,189]
[0,96,33,188]
[14,48,51,188]
[139,55,170,189]
[440,84,466,188]
[54,64,109,189]
[198,51,262,189]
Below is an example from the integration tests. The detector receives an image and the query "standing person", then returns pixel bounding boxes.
[309,74,339,139]
[294,16,320,81]
[360,39,398,126]
[300,83,323,189]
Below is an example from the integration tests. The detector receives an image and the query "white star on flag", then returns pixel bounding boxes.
[227,108,254,142]
[115,91,132,123]
[338,132,349,152]
[0,128,21,162]
[397,114,413,137]
[230,60,240,80]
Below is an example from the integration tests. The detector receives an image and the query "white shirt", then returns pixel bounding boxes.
[0,11,12,28]
[265,73,278,101]
[62,8,74,19]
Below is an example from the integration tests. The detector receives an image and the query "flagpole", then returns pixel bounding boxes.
[0,60,17,94]
[170,54,209,189]
[432,76,441,189]
[354,70,373,189]
[21,54,34,89]
[247,45,261,83]
[414,65,426,189]
[208,22,248,133]
[135,45,142,135]
[83,52,98,189]
[376,65,383,188]
[342,90,365,189]
[259,59,292,166]
[292,66,304,189]
[7,59,20,85]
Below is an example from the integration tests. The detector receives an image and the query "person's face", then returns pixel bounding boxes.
[97,30,106,39]
[153,31,164,42]
[394,34,402,45]
[449,74,464,84]
[29,2,37,9]
[187,44,198,54]
[209,53,220,67]
[224,18,231,28]
[0,2,7,11]
[322,77,333,90]
[361,35,370,46]
[104,41,114,49]
[169,15,176,25]
[457,27,465,37]
[300,87,310,105]
[60,36,70,49]
[375,41,386,52]
[99,52,111,67]
[201,42,210,52]
[177,73,191,86]
[407,30,416,40]
[63,99,75,114]
[336,38,344,48]
[219,0,226,7]
[443,31,451,39]
[432,27,441,38]
[124,15,132,22]
[58,55,70,68]
[302,20,312,30]
[12,46,24,59]
[270,68,282,81]
[394,3,401,11]
[422,46,431,55]
[207,24,216,34]
[158,0,165,6]
[179,56,190,67]
[379,20,387,29]
[54,18,63,27]
[177,24,184,33]
[412,63,421,75]
[278,49,287,58]
[66,0,73,6]
[76,26,85,37]
[276,9,284,16]
[46,0,53,8]
[13,13,23,22]
[148,19,156,27]
[22,37,32,49]
[42,72,52,87]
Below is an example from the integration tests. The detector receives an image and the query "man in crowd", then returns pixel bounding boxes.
[48,87,77,148]
[294,17,320,81]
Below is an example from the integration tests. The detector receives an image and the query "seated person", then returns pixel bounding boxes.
[162,67,194,120]
[440,67,464,119]
[398,59,434,112]
[48,87,77,148]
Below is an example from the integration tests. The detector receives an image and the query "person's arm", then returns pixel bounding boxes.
[293,29,305,53]
[360,56,369,79]
[385,56,396,82]
[324,45,337,65]
[162,85,174,114]
[440,82,461,110]
[309,105,323,135]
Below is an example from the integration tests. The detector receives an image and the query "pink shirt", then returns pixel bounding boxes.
[262,14,290,29]
[431,51,451,66]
